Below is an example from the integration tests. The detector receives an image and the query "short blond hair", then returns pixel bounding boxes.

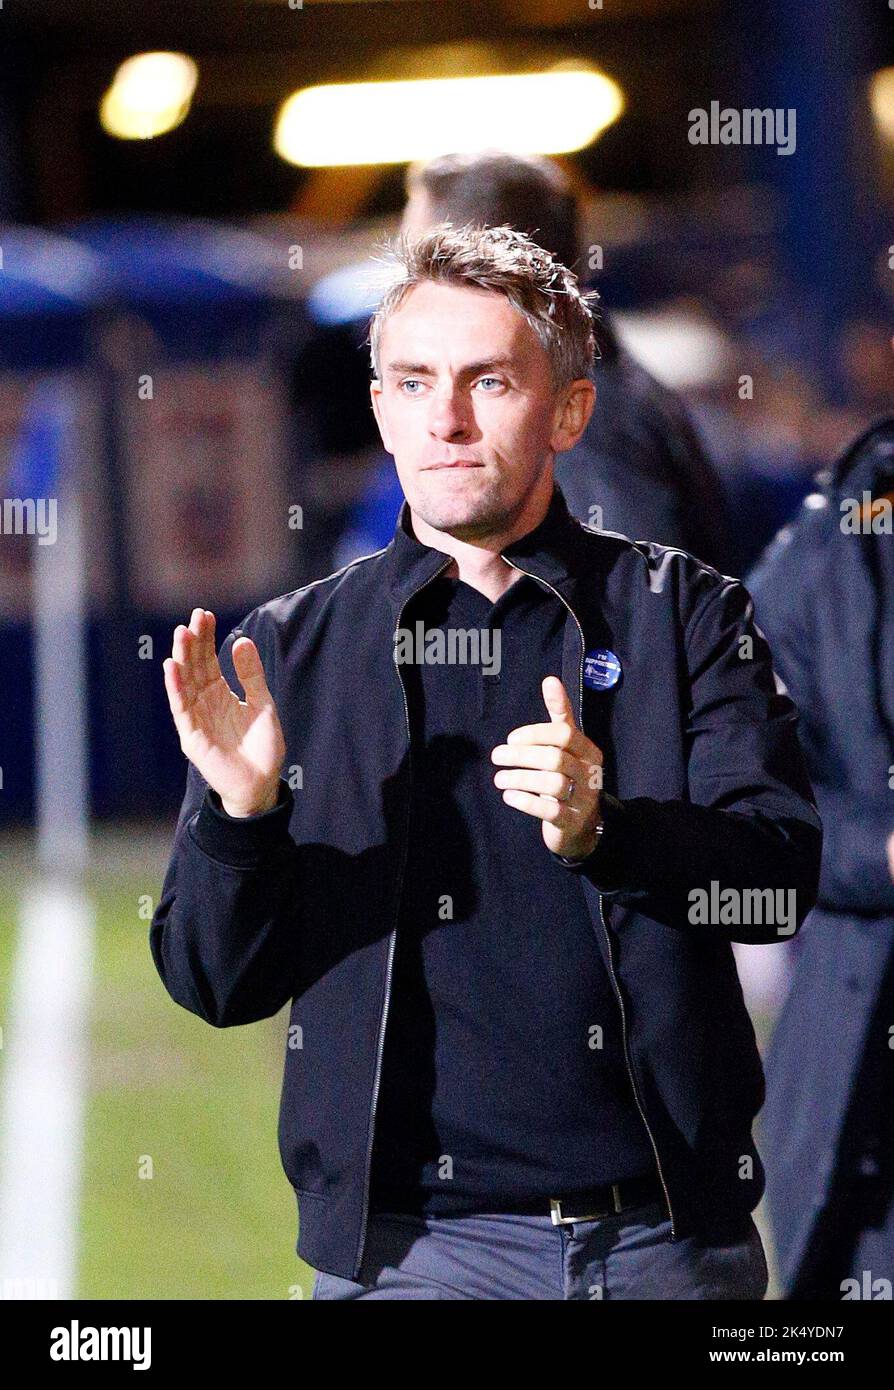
[368,222,600,391]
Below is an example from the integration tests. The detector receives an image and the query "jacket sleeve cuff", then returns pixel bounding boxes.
[550,793,640,892]
[188,779,295,868]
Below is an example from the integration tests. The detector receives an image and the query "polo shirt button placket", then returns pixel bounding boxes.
[479,629,501,717]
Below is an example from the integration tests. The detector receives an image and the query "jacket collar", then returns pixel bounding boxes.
[384,479,583,607]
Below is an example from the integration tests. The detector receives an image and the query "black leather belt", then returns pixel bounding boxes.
[546,1174,664,1226]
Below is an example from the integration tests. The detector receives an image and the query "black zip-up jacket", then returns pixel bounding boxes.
[150,483,822,1280]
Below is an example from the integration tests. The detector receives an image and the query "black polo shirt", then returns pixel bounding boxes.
[369,563,656,1215]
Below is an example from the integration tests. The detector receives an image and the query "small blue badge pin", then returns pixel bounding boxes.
[583,648,622,691]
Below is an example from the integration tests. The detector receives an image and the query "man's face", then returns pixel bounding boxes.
[370,279,589,539]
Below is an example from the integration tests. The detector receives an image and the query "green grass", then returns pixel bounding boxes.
[0,887,19,1098]
[77,874,313,1299]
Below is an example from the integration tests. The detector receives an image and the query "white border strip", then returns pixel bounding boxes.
[0,881,94,1300]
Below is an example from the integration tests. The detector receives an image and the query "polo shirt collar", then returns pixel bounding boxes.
[385,479,580,605]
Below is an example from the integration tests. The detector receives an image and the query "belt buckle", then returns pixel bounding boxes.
[549,1184,624,1226]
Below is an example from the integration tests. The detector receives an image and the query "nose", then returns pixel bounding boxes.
[428,383,473,442]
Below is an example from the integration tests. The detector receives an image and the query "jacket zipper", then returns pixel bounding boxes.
[355,556,455,1276]
[501,556,678,1238]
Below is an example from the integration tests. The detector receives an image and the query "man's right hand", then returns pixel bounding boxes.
[163,608,286,818]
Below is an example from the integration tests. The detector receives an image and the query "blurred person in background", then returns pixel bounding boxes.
[330,149,733,574]
[747,417,894,1300]
[711,356,829,574]
[837,318,894,421]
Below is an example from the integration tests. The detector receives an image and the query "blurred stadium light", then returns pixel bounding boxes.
[870,66,894,144]
[99,52,199,142]
[612,308,736,391]
[273,66,624,167]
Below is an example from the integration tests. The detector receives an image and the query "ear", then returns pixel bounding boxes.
[550,378,596,455]
[369,379,394,454]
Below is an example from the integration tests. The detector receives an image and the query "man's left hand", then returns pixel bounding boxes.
[491,675,604,860]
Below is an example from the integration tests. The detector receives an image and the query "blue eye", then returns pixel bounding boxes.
[399,379,423,394]
[477,376,503,390]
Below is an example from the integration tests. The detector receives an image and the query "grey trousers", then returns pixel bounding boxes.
[310,1201,769,1300]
